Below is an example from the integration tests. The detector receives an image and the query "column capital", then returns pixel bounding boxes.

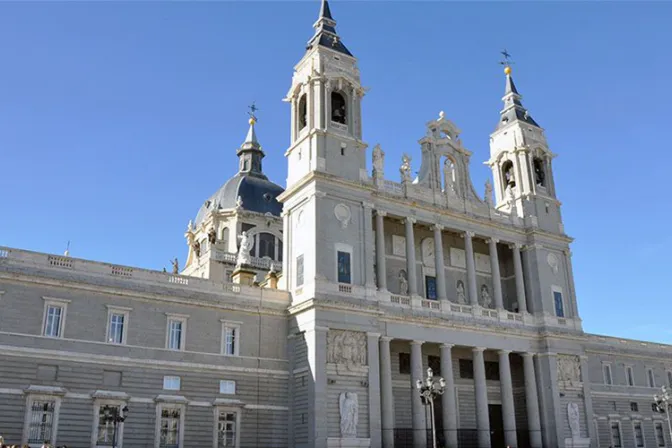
[362,201,375,209]
[367,332,382,337]
[375,210,387,217]
[440,343,454,349]
[520,351,536,358]
[464,231,475,238]
[404,216,417,224]
[497,349,512,356]
[431,224,444,232]
[485,238,499,245]
[472,346,487,353]
[380,336,393,343]
[410,340,424,346]
[508,242,522,250]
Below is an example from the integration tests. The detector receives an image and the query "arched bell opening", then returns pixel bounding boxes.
[331,91,347,125]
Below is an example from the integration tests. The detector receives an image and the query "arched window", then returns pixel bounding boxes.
[258,233,276,259]
[502,160,515,189]
[221,227,230,250]
[298,94,307,130]
[331,91,347,125]
[533,157,546,187]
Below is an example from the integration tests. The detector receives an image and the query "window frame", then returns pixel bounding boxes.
[425,275,438,300]
[165,314,189,351]
[105,306,131,345]
[648,368,656,388]
[603,363,613,385]
[632,421,645,448]
[219,380,236,395]
[91,398,128,448]
[22,392,63,447]
[335,243,353,285]
[551,285,565,318]
[610,420,623,448]
[655,422,666,447]
[41,297,70,339]
[667,370,672,388]
[212,406,241,448]
[163,376,181,391]
[220,320,241,356]
[154,403,185,448]
[625,365,635,386]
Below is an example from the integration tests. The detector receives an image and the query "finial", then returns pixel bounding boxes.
[64,240,70,257]
[499,49,514,75]
[247,102,259,125]
[439,110,445,120]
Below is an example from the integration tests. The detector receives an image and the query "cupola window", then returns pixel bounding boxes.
[331,91,347,125]
[298,94,307,130]
[533,157,546,187]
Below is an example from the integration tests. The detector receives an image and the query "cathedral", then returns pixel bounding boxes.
[0,1,671,448]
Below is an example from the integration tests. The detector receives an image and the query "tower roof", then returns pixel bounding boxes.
[496,66,539,130]
[306,0,353,57]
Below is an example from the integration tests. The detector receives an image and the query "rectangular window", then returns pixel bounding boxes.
[219,380,236,395]
[648,368,656,388]
[459,359,474,379]
[27,400,56,444]
[553,290,564,318]
[159,407,181,448]
[630,402,639,412]
[107,312,126,344]
[96,405,120,446]
[163,376,181,391]
[633,422,644,447]
[655,422,665,447]
[425,276,437,300]
[668,371,672,388]
[337,251,351,284]
[43,305,64,338]
[610,421,622,448]
[398,353,410,374]
[216,410,238,447]
[166,315,187,351]
[603,364,613,385]
[221,322,240,356]
[427,355,441,376]
[485,361,500,381]
[296,254,304,287]
[626,366,635,386]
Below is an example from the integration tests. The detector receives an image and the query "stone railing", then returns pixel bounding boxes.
[210,249,280,271]
[0,246,288,304]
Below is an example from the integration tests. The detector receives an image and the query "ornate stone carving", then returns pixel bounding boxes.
[484,179,493,207]
[334,204,352,229]
[456,280,466,304]
[421,238,435,266]
[398,270,409,296]
[400,153,412,183]
[547,252,559,275]
[567,402,581,439]
[339,392,359,438]
[372,144,384,178]
[236,231,253,267]
[480,285,492,308]
[327,330,367,369]
[392,235,406,257]
[557,354,581,383]
[449,248,466,268]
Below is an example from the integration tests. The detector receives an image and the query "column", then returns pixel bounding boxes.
[440,344,458,448]
[432,224,447,301]
[522,353,543,448]
[473,347,491,448]
[511,244,528,313]
[367,333,381,448]
[363,203,376,289]
[498,350,517,447]
[464,232,478,306]
[410,340,427,448]
[375,211,388,291]
[379,337,395,448]
[487,239,504,309]
[405,218,418,296]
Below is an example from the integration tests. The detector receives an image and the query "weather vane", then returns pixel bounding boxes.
[248,102,260,122]
[499,49,515,67]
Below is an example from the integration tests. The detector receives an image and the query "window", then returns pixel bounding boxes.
[221,321,240,356]
[337,250,352,284]
[610,421,622,448]
[633,422,644,447]
[216,409,239,447]
[158,407,182,448]
[459,359,474,379]
[398,353,410,374]
[221,228,230,250]
[428,355,441,376]
[668,371,672,388]
[331,91,347,125]
[533,157,546,187]
[298,94,307,130]
[630,402,639,412]
[163,376,181,391]
[655,422,665,447]
[485,361,500,381]
[553,289,564,318]
[26,399,57,445]
[603,364,613,385]
[106,306,131,345]
[626,366,635,386]
[425,276,437,300]
[166,315,188,351]
[42,298,69,338]
[296,254,304,287]
[502,160,515,189]
[258,233,275,259]
[648,368,656,388]
[96,405,123,447]
[219,380,236,395]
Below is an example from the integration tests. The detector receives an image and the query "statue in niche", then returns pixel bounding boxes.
[484,180,493,207]
[557,355,581,383]
[456,280,466,304]
[327,330,367,369]
[480,285,492,308]
[372,144,384,178]
[400,154,412,183]
[567,402,581,439]
[208,227,217,244]
[443,159,457,195]
[170,258,179,274]
[192,241,201,258]
[504,164,515,187]
[398,270,409,296]
[339,392,359,438]
[236,231,253,267]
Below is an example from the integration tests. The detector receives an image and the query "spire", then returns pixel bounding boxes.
[496,54,539,130]
[236,103,266,178]
[306,0,352,56]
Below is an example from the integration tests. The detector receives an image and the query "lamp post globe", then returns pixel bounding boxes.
[416,367,446,448]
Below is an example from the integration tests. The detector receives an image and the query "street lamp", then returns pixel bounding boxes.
[416,367,446,448]
[100,405,129,448]
[653,385,672,442]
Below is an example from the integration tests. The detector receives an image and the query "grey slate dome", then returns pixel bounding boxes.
[193,116,284,227]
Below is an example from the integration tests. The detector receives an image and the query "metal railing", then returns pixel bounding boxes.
[392,427,534,448]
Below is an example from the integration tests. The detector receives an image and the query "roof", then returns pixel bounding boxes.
[306,0,353,57]
[496,73,540,130]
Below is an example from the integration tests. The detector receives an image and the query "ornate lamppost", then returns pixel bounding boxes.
[100,405,129,448]
[654,386,672,442]
[416,367,446,448]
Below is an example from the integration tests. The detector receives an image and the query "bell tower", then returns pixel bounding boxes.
[284,0,368,187]
[487,58,564,234]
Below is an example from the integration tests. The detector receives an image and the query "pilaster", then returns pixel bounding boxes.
[367,332,381,447]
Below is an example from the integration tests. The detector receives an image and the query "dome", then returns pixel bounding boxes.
[194,174,284,226]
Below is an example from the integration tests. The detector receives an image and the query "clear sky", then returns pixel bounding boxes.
[1,1,670,343]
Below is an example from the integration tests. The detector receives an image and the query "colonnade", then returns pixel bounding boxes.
[374,211,528,312]
[378,338,543,448]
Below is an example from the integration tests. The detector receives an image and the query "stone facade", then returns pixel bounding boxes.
[1,2,671,448]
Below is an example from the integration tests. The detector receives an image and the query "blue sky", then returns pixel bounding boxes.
[0,1,670,343]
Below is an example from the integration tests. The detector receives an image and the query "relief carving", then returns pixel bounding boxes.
[334,203,352,229]
[557,354,582,383]
[327,330,367,369]
[421,238,435,266]
[339,392,359,438]
[392,235,406,257]
[567,402,581,439]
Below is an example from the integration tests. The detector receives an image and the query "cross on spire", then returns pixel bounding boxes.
[248,102,260,122]
[499,49,515,68]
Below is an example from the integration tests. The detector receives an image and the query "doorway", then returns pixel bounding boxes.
[489,404,504,448]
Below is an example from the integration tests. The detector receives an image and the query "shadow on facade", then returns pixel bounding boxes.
[392,428,533,448]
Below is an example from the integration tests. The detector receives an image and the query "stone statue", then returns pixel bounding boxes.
[398,270,409,296]
[372,144,384,178]
[557,355,581,383]
[235,196,244,210]
[484,179,493,206]
[236,231,253,267]
[480,285,492,308]
[208,227,217,244]
[187,220,193,232]
[339,392,359,438]
[443,159,456,195]
[192,241,201,258]
[400,154,412,183]
[327,330,367,369]
[170,258,179,274]
[506,184,515,204]
[456,280,466,304]
[567,402,581,439]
